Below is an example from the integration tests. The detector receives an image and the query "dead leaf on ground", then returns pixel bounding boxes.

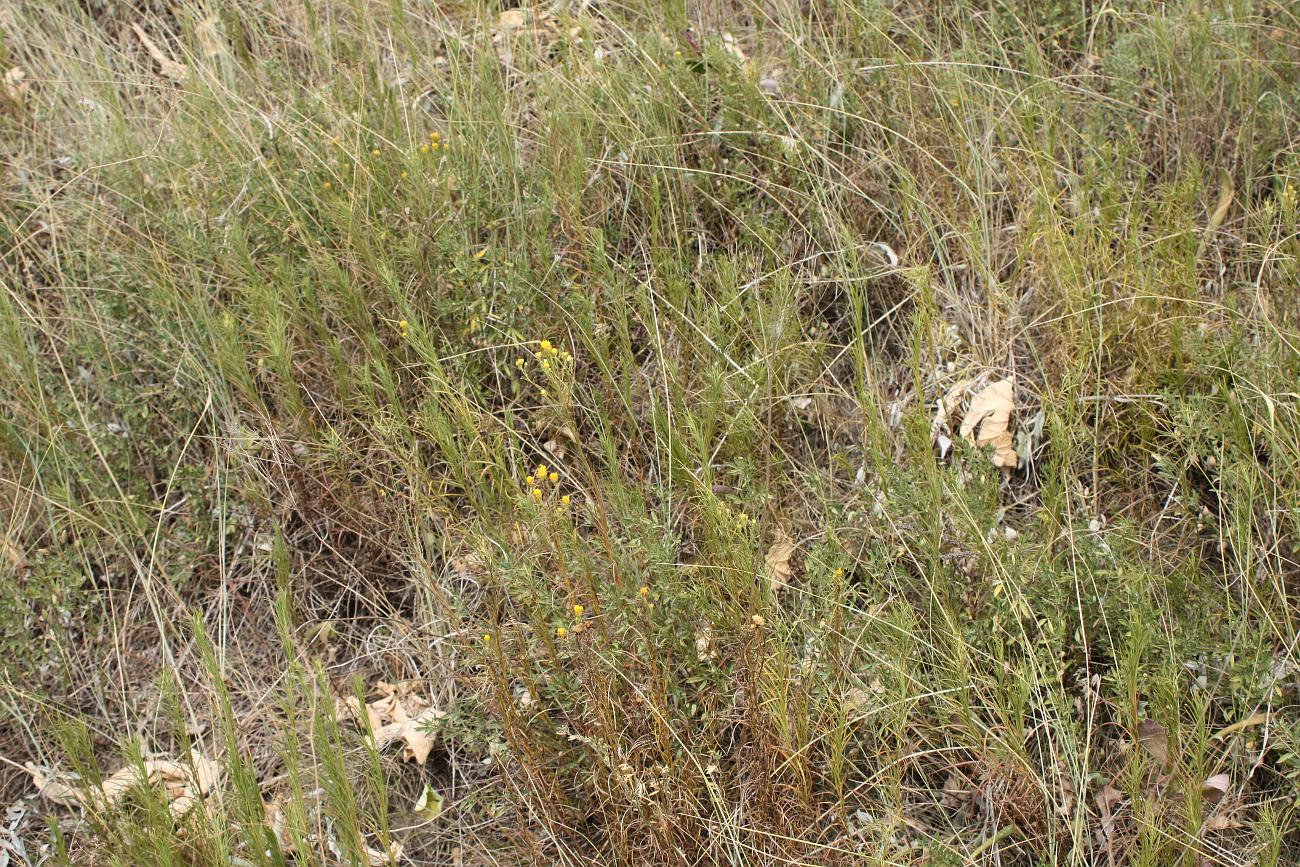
[1137,719,1170,769]
[694,623,716,662]
[497,9,527,31]
[337,681,446,765]
[131,23,189,82]
[1094,783,1124,848]
[263,795,303,854]
[720,33,748,67]
[375,709,443,765]
[24,764,82,808]
[934,378,972,429]
[413,784,444,820]
[542,437,566,460]
[1204,813,1241,831]
[27,750,218,818]
[764,534,795,594]
[364,840,404,865]
[1201,773,1230,805]
[491,7,560,66]
[2,67,29,106]
[959,378,1018,468]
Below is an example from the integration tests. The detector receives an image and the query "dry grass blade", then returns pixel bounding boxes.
[130,23,188,82]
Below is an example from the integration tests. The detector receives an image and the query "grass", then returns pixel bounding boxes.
[1,0,1298,864]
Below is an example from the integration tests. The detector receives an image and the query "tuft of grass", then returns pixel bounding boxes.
[1,0,1298,864]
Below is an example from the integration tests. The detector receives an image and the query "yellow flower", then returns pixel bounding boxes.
[526,475,535,485]
[560,495,571,506]
[531,488,542,499]
[539,339,553,353]
[537,464,548,477]
[371,148,381,156]
[573,603,584,617]
[834,567,845,579]
[420,144,430,154]
[639,585,649,597]
[400,170,409,178]
[482,632,492,642]
[430,131,440,141]
[548,472,558,483]
[322,181,332,189]
[556,626,567,638]
[751,614,765,627]
[515,357,525,368]
[541,360,550,370]
[398,319,409,336]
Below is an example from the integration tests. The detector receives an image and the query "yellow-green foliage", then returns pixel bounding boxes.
[1,1,1298,864]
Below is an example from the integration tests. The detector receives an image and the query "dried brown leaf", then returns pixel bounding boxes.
[720,33,748,67]
[1137,719,1170,768]
[694,623,716,662]
[188,749,219,796]
[764,535,795,594]
[1,67,27,105]
[412,784,444,819]
[935,378,973,427]
[497,9,526,31]
[25,764,83,808]
[343,682,443,765]
[1204,813,1241,831]
[1201,773,1230,805]
[372,707,443,765]
[364,840,404,865]
[1094,783,1124,847]
[31,750,220,817]
[542,438,566,460]
[960,378,1018,468]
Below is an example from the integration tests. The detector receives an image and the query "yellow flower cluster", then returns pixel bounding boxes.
[554,603,588,637]
[523,462,573,510]
[514,338,575,375]
[419,130,449,155]
[537,339,572,370]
